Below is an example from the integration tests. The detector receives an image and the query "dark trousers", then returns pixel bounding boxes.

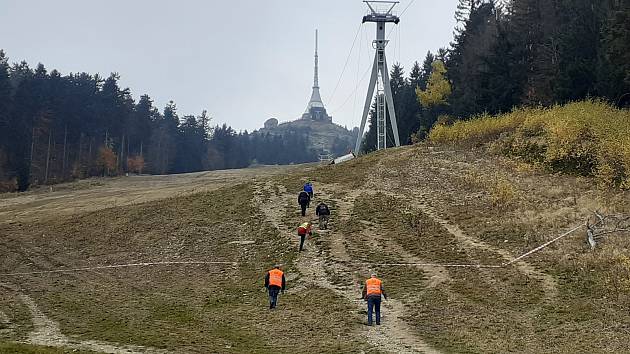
[268,286,280,309]
[299,234,306,252]
[367,296,381,325]
[300,203,307,216]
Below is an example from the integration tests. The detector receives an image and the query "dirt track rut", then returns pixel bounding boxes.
[255,181,441,354]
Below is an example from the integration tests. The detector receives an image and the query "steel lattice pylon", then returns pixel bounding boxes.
[355,1,401,152]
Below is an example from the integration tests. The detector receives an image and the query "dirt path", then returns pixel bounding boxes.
[255,181,441,354]
[18,293,169,354]
[0,310,14,337]
[0,282,168,354]
[410,197,558,300]
[361,159,558,301]
[323,187,451,289]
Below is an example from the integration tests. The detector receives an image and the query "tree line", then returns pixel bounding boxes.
[0,53,319,191]
[361,0,629,151]
[1,0,627,190]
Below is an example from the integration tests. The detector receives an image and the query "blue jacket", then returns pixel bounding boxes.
[303,184,313,193]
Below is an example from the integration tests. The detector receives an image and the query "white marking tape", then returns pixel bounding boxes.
[504,224,585,265]
[354,262,502,268]
[355,224,586,268]
[0,225,586,276]
[0,261,237,277]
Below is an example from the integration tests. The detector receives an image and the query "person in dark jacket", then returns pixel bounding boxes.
[362,273,388,325]
[265,264,286,309]
[298,191,310,216]
[315,202,331,230]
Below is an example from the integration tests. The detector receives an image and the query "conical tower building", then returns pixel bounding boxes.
[301,30,332,122]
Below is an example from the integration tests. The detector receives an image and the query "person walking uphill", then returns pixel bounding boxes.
[362,273,387,325]
[315,201,331,230]
[303,182,314,207]
[298,190,310,216]
[265,264,286,309]
[297,221,312,252]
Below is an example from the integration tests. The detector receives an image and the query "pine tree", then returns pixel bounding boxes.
[0,51,13,184]
[597,1,630,104]
[447,1,501,117]
[554,0,607,101]
[509,0,561,105]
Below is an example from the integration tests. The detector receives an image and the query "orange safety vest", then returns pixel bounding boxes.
[269,268,284,287]
[366,277,382,296]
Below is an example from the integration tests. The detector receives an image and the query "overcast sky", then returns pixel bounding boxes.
[0,0,458,131]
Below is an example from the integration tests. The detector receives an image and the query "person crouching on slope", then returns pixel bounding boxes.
[265,264,286,309]
[297,221,312,252]
[315,201,331,230]
[298,190,310,216]
[362,272,388,325]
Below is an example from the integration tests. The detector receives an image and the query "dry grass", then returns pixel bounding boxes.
[0,184,368,353]
[429,100,630,188]
[310,143,630,353]
[2,139,629,353]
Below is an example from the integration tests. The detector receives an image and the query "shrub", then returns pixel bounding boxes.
[489,177,518,206]
[0,178,17,193]
[127,155,145,174]
[428,100,630,188]
[97,146,117,176]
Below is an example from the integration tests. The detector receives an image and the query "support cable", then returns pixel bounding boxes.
[330,63,373,114]
[327,22,364,105]
[387,0,417,39]
[352,23,366,121]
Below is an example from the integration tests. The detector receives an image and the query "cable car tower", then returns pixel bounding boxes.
[355,1,401,152]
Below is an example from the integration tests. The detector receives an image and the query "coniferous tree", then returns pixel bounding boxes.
[597,0,630,105]
[0,51,12,186]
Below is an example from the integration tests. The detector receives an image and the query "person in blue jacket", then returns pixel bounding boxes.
[303,182,314,207]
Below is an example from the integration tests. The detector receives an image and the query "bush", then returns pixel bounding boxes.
[127,155,145,174]
[97,146,117,176]
[0,178,17,193]
[428,100,630,188]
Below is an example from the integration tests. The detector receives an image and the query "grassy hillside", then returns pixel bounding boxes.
[429,100,630,189]
[1,137,629,353]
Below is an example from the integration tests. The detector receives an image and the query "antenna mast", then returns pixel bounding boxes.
[355,1,401,152]
[314,29,319,88]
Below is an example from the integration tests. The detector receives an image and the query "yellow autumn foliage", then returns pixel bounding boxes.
[428,100,630,189]
[417,60,452,107]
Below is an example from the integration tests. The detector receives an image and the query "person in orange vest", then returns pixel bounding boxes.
[264,264,286,309]
[297,221,312,252]
[361,272,388,325]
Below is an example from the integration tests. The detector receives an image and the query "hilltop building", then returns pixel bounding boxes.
[256,30,353,157]
[301,29,332,122]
